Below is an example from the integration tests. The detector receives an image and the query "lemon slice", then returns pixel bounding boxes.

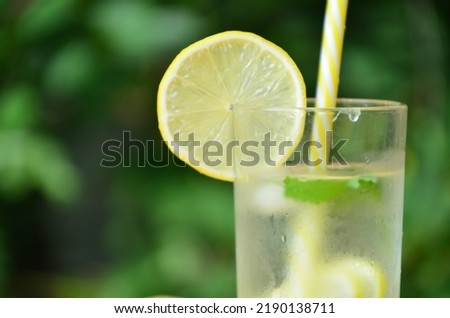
[157,31,306,181]
[319,258,387,298]
[272,207,324,297]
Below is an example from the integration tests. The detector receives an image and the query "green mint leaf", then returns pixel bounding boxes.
[284,175,381,204]
[284,177,348,204]
[354,175,381,200]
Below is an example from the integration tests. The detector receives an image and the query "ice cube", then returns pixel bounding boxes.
[252,182,288,215]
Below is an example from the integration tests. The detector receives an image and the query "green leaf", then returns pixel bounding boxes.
[0,86,39,130]
[0,130,80,203]
[16,0,76,41]
[43,41,97,94]
[88,2,204,59]
[284,175,380,204]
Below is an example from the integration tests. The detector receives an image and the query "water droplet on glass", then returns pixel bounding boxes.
[281,235,286,243]
[365,157,370,164]
[348,109,361,122]
[332,112,341,122]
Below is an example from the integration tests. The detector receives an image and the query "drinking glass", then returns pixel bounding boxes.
[233,99,407,297]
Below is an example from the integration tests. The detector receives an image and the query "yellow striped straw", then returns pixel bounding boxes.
[312,0,348,166]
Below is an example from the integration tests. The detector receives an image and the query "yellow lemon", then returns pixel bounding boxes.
[157,31,306,181]
[319,257,387,298]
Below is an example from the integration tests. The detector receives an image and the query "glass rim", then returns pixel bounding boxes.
[235,98,407,113]
[305,98,407,111]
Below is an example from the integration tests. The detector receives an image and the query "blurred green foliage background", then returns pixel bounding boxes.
[0,0,449,297]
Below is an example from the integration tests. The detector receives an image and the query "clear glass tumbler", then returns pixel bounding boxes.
[234,99,407,297]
